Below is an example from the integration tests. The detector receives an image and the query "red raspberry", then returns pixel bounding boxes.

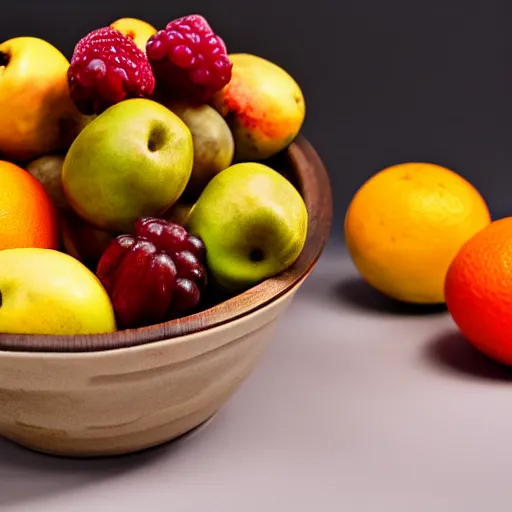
[96,217,207,329]
[68,26,156,115]
[146,14,232,103]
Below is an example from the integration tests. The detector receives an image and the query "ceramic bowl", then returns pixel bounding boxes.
[0,135,332,458]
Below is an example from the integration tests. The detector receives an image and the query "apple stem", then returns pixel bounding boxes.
[0,52,9,76]
[147,125,167,152]
[249,248,265,262]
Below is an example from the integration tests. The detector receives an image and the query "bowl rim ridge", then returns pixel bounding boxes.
[0,135,333,354]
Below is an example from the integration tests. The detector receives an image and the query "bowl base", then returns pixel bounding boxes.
[1,410,219,459]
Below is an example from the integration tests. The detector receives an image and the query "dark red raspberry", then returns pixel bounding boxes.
[96,217,207,329]
[68,26,156,115]
[146,14,232,103]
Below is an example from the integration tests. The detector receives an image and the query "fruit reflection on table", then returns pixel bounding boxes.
[0,14,308,336]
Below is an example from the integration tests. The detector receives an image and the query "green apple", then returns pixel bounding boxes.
[61,98,193,233]
[186,162,308,292]
[164,101,234,200]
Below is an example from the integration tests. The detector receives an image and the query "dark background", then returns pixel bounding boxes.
[1,0,509,241]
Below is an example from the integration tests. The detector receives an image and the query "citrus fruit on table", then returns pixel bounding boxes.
[0,160,59,250]
[344,162,491,304]
[445,217,512,365]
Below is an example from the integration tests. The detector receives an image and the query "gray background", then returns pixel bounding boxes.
[2,1,512,510]
[2,0,510,234]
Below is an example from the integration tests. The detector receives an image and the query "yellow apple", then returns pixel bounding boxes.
[211,54,306,162]
[0,37,87,163]
[111,17,157,52]
[0,247,116,335]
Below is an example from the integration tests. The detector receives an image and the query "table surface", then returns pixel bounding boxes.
[2,239,512,512]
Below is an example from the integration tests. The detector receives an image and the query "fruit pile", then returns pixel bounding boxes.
[344,162,512,367]
[0,14,308,336]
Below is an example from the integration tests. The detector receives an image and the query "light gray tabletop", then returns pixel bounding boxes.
[2,239,511,512]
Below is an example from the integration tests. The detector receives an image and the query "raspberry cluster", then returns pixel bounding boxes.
[146,14,232,103]
[68,26,156,115]
[68,15,232,114]
[96,217,207,329]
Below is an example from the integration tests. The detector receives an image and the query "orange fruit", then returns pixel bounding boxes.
[445,217,512,365]
[344,162,491,304]
[0,160,59,250]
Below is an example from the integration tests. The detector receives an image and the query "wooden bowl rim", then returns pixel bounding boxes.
[0,135,332,353]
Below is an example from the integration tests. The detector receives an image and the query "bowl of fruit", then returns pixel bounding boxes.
[0,14,332,457]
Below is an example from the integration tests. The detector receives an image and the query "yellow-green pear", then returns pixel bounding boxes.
[186,162,308,292]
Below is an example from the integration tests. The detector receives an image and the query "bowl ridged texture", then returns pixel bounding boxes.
[0,288,296,457]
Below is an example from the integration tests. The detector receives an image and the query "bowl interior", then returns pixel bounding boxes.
[0,135,332,353]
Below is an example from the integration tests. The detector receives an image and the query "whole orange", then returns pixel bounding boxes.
[0,160,59,250]
[445,217,512,365]
[344,162,491,304]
